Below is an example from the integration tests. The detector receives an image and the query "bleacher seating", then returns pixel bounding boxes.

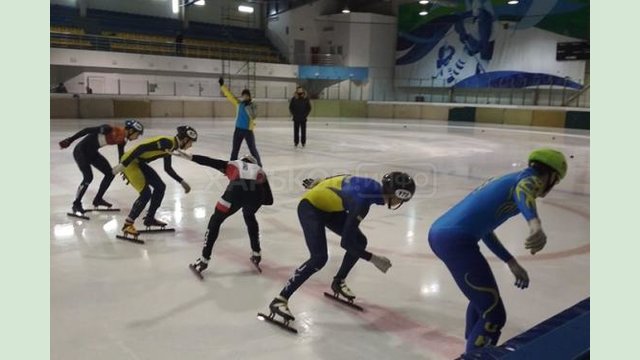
[50,5,283,63]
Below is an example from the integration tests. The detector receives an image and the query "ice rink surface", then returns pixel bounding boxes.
[51,117,589,360]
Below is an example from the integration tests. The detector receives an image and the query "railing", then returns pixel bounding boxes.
[50,32,283,64]
[365,77,589,108]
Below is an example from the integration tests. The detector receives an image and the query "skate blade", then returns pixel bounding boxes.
[116,234,145,244]
[86,208,121,212]
[138,227,175,234]
[188,264,204,280]
[257,313,297,334]
[323,292,364,311]
[67,212,90,220]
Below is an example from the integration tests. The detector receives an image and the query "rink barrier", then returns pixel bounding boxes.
[462,298,589,359]
[50,95,589,129]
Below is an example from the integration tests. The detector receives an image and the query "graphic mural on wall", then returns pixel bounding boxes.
[396,0,589,89]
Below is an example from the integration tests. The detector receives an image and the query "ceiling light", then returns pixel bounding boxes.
[238,5,254,13]
[342,8,351,14]
[507,0,519,4]
[419,10,428,16]
[194,0,205,5]
[419,0,429,4]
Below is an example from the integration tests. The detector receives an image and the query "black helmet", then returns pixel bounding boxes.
[381,171,416,209]
[240,154,258,164]
[125,119,144,134]
[176,126,198,142]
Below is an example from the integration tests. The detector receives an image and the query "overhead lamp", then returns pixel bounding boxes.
[342,7,351,14]
[238,5,254,13]
[419,10,428,16]
[507,0,519,4]
[419,0,429,4]
[194,0,205,5]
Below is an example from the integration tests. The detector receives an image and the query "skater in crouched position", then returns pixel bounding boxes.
[112,126,197,237]
[172,151,273,277]
[59,119,144,214]
[267,172,416,322]
[428,148,568,354]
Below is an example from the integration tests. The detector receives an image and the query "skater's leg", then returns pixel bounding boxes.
[201,190,242,259]
[293,121,300,146]
[201,204,240,260]
[325,214,367,280]
[72,146,94,208]
[334,230,367,280]
[230,128,244,161]
[244,131,262,166]
[91,153,115,203]
[465,302,481,340]
[279,200,328,299]
[301,121,306,146]
[429,229,506,353]
[139,163,165,221]
[242,204,262,253]
[123,163,149,222]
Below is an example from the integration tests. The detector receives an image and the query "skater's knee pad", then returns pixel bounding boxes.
[309,254,328,271]
[82,173,94,183]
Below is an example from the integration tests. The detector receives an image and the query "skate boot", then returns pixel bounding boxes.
[143,217,167,228]
[331,278,356,301]
[92,198,113,208]
[269,295,295,321]
[121,220,139,238]
[250,251,262,273]
[71,201,86,214]
[189,258,209,274]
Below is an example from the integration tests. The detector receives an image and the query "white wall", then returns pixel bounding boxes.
[62,71,298,99]
[266,0,340,62]
[51,48,299,79]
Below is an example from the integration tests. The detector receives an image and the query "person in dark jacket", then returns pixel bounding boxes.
[289,86,312,148]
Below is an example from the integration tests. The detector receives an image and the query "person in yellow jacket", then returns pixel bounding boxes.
[111,126,197,236]
[219,77,262,166]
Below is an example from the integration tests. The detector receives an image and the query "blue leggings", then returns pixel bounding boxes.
[279,200,367,299]
[428,228,506,353]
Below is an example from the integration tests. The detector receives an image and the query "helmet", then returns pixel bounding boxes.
[125,119,144,134]
[176,126,198,142]
[381,171,416,209]
[240,154,258,164]
[528,148,567,180]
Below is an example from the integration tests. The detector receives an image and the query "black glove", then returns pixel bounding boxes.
[218,77,224,86]
[59,138,71,149]
[302,178,318,189]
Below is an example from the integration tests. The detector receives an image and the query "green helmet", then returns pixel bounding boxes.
[528,148,568,180]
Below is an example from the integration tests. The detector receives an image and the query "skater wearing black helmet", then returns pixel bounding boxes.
[112,125,197,240]
[260,172,416,332]
[59,119,144,216]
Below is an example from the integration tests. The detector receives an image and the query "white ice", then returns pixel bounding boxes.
[51,118,589,360]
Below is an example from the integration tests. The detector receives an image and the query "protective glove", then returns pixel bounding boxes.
[112,163,125,175]
[507,259,529,289]
[370,254,392,273]
[218,77,224,86]
[171,149,193,161]
[302,178,319,189]
[181,180,191,194]
[525,218,547,255]
[59,138,71,149]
